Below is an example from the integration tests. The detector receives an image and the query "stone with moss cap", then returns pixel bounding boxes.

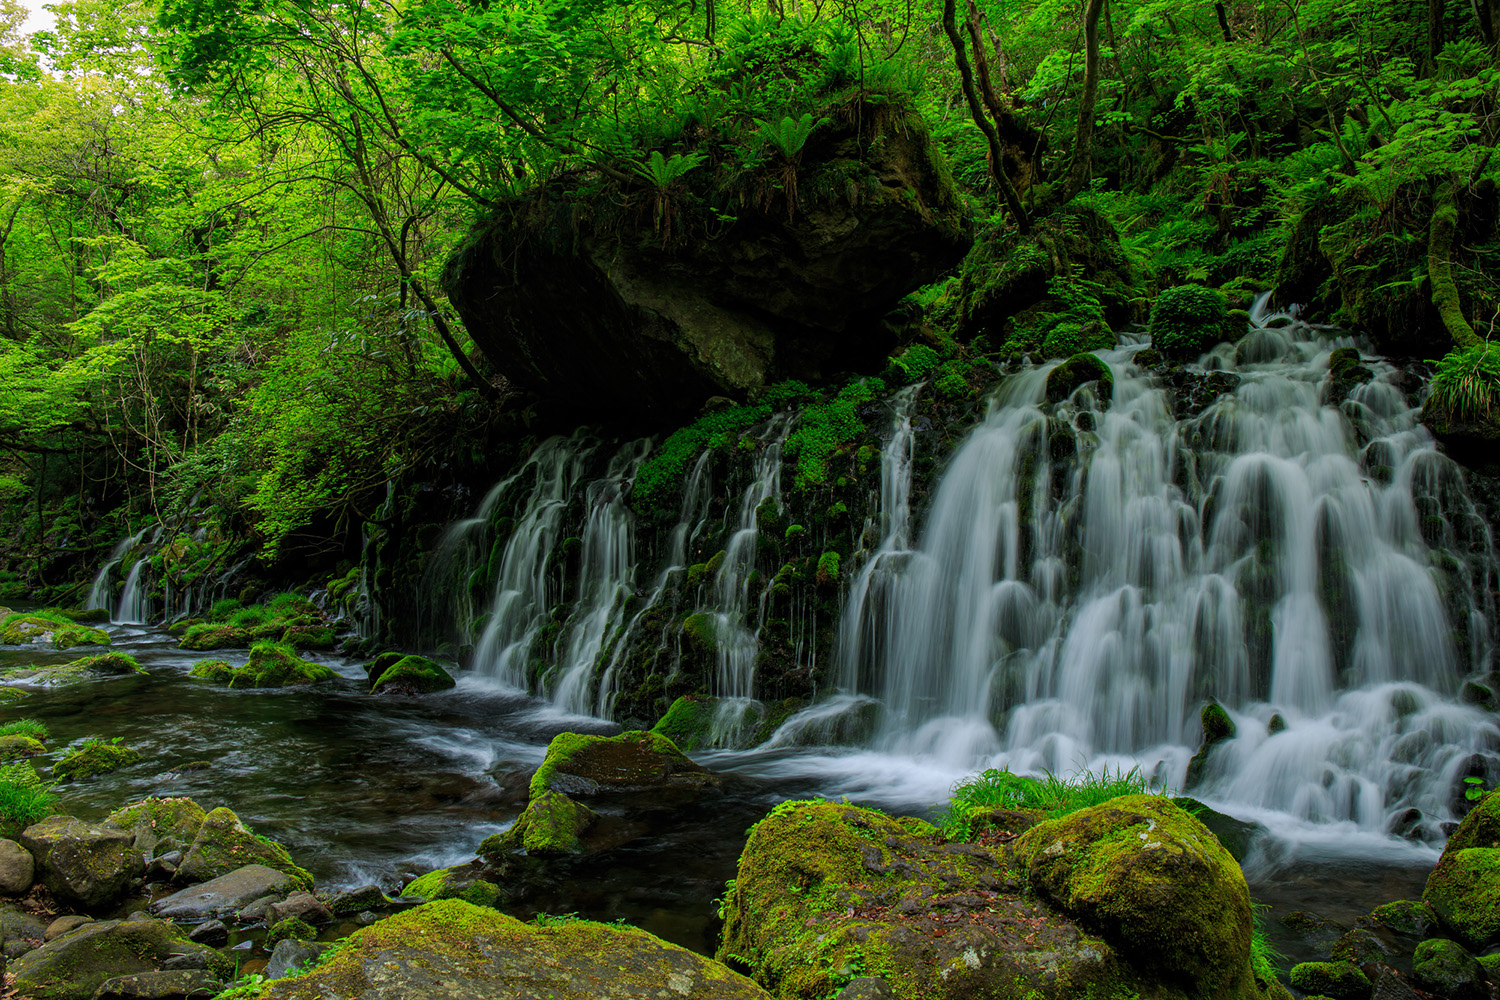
[1411,937,1486,1000]
[20,815,137,911]
[187,659,234,682]
[1423,788,1500,948]
[11,915,232,1000]
[528,730,721,800]
[53,741,141,782]
[106,796,209,855]
[1045,352,1114,406]
[259,899,769,999]
[1148,285,1235,360]
[227,642,337,688]
[6,651,146,685]
[1185,700,1236,789]
[369,654,456,695]
[1012,794,1260,999]
[719,799,1282,1000]
[1287,961,1370,999]
[651,695,716,752]
[489,790,596,856]
[52,624,109,650]
[0,733,44,761]
[177,806,313,891]
[400,865,500,907]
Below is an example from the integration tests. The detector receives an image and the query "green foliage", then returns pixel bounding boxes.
[784,378,885,490]
[630,403,771,520]
[939,764,1151,840]
[1148,285,1233,360]
[754,113,824,160]
[631,150,706,190]
[1427,343,1500,424]
[0,770,54,838]
[0,718,48,742]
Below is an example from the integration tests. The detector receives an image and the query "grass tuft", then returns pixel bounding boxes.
[939,763,1151,839]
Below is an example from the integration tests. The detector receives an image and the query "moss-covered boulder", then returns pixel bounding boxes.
[489,790,597,856]
[369,654,455,695]
[650,695,716,752]
[187,659,234,682]
[1424,788,1500,948]
[260,899,769,999]
[1185,700,1237,789]
[179,623,251,651]
[106,796,208,855]
[266,916,317,949]
[20,815,137,911]
[177,806,313,890]
[1148,285,1236,360]
[1012,795,1259,999]
[227,642,337,688]
[529,730,721,800]
[399,865,500,907]
[719,799,1277,1000]
[53,741,141,782]
[1287,961,1370,999]
[0,613,68,645]
[0,733,45,761]
[1363,898,1437,937]
[280,625,336,651]
[5,651,146,685]
[11,915,231,1000]
[53,625,109,650]
[1411,937,1486,1000]
[1045,352,1113,406]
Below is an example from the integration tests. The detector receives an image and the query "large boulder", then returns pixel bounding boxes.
[10,916,230,1000]
[150,864,299,922]
[528,730,720,800]
[717,799,1281,1000]
[259,899,768,999]
[1013,795,1257,999]
[443,103,968,419]
[106,797,209,856]
[20,816,137,911]
[1424,788,1500,948]
[368,654,455,695]
[177,807,312,889]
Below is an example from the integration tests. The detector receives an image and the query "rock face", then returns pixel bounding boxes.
[11,916,230,1000]
[443,104,968,418]
[20,816,137,911]
[259,899,769,999]
[719,799,1281,1000]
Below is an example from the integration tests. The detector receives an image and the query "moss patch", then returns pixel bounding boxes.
[1045,352,1114,406]
[188,659,235,682]
[495,790,597,856]
[178,806,314,890]
[53,625,109,650]
[528,730,717,800]
[651,696,715,752]
[1148,285,1235,360]
[370,655,456,695]
[0,734,45,761]
[227,642,337,688]
[53,741,142,781]
[400,867,501,907]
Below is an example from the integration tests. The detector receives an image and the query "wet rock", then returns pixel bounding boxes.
[1288,960,1371,999]
[398,863,499,908]
[1411,938,1486,1000]
[11,916,230,1000]
[833,979,895,1000]
[1,903,46,957]
[265,939,324,980]
[0,836,35,894]
[21,816,137,911]
[266,890,333,927]
[485,790,596,856]
[177,807,312,890]
[53,741,142,782]
[106,798,208,857]
[237,894,282,924]
[1170,797,1265,863]
[44,915,92,941]
[259,898,769,999]
[185,921,226,946]
[1185,700,1236,789]
[1369,965,1425,1000]
[0,734,45,761]
[92,969,223,999]
[1361,899,1437,938]
[368,654,455,695]
[1330,927,1394,966]
[528,730,722,800]
[150,865,297,922]
[1045,353,1114,407]
[327,884,390,915]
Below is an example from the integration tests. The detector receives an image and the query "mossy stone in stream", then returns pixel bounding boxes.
[369,655,455,695]
[400,867,500,907]
[650,695,715,752]
[281,625,336,651]
[53,625,109,650]
[178,806,313,890]
[0,734,45,761]
[179,623,252,651]
[1186,700,1237,789]
[1149,285,1235,360]
[1287,961,1370,999]
[106,796,208,854]
[11,915,232,1000]
[1443,787,1500,852]
[1424,788,1500,947]
[1412,938,1487,1000]
[492,790,596,856]
[528,730,718,800]
[53,742,141,782]
[1045,352,1113,406]
[1326,346,1373,404]
[187,659,234,683]
[6,651,145,685]
[266,916,317,949]
[1365,898,1437,937]
[0,613,69,645]
[228,641,336,688]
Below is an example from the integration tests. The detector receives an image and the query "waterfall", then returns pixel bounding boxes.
[86,530,144,614]
[820,300,1498,838]
[115,559,151,625]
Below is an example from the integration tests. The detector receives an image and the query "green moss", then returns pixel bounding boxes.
[1445,788,1500,852]
[180,805,315,890]
[53,624,109,650]
[631,403,774,520]
[784,524,806,543]
[66,652,144,675]
[1148,285,1234,360]
[106,796,209,845]
[266,916,317,948]
[53,740,142,781]
[228,641,337,688]
[188,659,235,682]
[0,611,73,644]
[527,729,698,801]
[651,696,715,752]
[0,734,45,761]
[1041,320,1115,361]
[281,625,336,651]
[1423,846,1500,948]
[1045,352,1114,405]
[496,790,596,855]
[815,551,841,587]
[1287,961,1370,998]
[1365,899,1436,936]
[401,867,500,907]
[681,613,720,655]
[180,623,252,650]
[784,378,885,490]
[370,655,456,695]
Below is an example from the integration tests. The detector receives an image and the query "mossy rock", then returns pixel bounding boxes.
[528,730,720,800]
[53,742,142,782]
[53,625,110,650]
[1148,285,1235,360]
[0,734,45,761]
[650,696,715,752]
[179,623,251,651]
[1412,937,1486,1000]
[4,651,145,686]
[1287,961,1370,999]
[187,659,234,683]
[62,608,111,624]
[106,796,208,854]
[11,915,232,1000]
[281,625,336,651]
[266,916,317,949]
[1423,846,1500,948]
[718,799,1267,1000]
[400,866,500,907]
[1041,319,1115,360]
[362,651,405,680]
[1443,787,1500,853]
[177,806,313,890]
[1013,795,1258,999]
[370,655,456,695]
[1045,352,1114,406]
[1326,346,1374,404]
[257,899,770,999]
[681,613,720,655]
[492,790,596,856]
[0,614,68,645]
[1185,700,1237,789]
[228,642,337,688]
[1364,898,1437,937]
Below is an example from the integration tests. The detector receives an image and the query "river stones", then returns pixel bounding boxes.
[0,837,34,893]
[259,899,770,999]
[266,939,326,980]
[266,890,333,927]
[177,807,313,889]
[150,865,299,921]
[1423,788,1500,948]
[368,654,455,695]
[11,916,230,1000]
[528,730,720,799]
[488,790,597,856]
[107,797,208,856]
[20,816,137,911]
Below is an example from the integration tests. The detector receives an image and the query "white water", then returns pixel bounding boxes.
[85,531,143,614]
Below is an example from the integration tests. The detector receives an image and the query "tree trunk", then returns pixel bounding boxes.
[1065,0,1106,202]
[1429,182,1480,349]
[942,0,1031,231]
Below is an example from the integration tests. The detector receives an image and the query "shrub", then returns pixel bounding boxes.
[1427,342,1500,424]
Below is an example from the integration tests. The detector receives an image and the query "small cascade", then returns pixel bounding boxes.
[115,559,151,625]
[86,530,144,614]
[822,299,1499,840]
[705,415,793,744]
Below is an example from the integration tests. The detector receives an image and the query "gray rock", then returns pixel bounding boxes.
[12,917,229,1000]
[265,938,324,979]
[328,884,389,914]
[0,902,46,942]
[185,920,226,946]
[237,893,282,924]
[835,978,895,1000]
[21,816,137,911]
[149,866,296,922]
[266,890,333,927]
[0,837,35,894]
[92,969,223,999]
[45,914,94,941]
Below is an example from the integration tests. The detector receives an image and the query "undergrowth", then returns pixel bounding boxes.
[1427,341,1500,423]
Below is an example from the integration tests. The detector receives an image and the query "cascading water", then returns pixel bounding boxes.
[812,299,1498,842]
[86,530,145,615]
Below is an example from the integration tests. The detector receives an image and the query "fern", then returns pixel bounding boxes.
[1428,342,1500,423]
[754,114,823,160]
[631,150,706,191]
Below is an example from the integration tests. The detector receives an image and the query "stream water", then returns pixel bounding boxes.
[28,302,1500,973]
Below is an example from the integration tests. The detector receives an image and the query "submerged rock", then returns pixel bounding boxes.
[258,898,769,999]
[20,816,137,911]
[52,740,142,782]
[11,916,230,1000]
